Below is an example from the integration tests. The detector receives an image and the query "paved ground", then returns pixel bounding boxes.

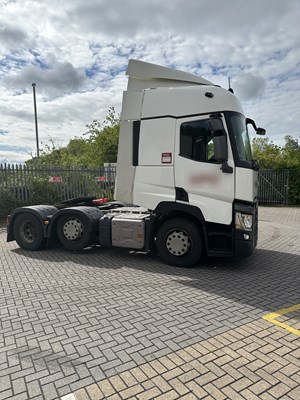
[0,207,300,400]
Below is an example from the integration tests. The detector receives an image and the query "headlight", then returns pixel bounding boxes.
[235,212,253,231]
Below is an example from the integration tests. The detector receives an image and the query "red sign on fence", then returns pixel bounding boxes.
[95,176,108,182]
[49,177,63,183]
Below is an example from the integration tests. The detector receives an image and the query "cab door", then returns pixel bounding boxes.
[174,115,235,225]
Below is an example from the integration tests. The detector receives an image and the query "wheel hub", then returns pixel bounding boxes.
[22,222,36,242]
[63,218,83,240]
[166,230,190,256]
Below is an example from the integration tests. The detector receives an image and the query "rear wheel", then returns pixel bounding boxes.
[156,218,202,267]
[13,213,45,250]
[57,214,92,251]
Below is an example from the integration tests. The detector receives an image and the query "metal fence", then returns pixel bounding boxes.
[258,169,289,205]
[0,164,290,205]
[0,164,116,203]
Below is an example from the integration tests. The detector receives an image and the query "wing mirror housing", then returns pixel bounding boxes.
[213,135,233,174]
[213,135,227,162]
[256,127,266,135]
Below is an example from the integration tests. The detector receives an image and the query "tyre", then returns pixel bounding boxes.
[156,218,202,267]
[57,214,92,251]
[13,213,45,251]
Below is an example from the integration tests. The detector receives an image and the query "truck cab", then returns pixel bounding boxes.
[115,60,265,263]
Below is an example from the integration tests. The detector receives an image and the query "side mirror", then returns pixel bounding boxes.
[213,136,233,174]
[213,135,227,162]
[246,118,266,136]
[256,127,266,135]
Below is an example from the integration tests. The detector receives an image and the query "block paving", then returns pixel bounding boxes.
[0,206,300,399]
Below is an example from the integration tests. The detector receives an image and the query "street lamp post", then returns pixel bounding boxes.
[32,83,39,158]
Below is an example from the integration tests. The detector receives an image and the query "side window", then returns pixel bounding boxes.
[180,120,219,163]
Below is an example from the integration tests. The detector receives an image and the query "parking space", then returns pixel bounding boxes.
[0,207,300,399]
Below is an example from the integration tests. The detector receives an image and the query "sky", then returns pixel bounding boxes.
[0,0,299,164]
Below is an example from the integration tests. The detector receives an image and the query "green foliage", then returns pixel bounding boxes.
[288,167,300,205]
[253,135,300,204]
[27,137,66,167]
[0,178,62,218]
[84,107,120,165]
[253,135,300,169]
[26,107,120,167]
[0,188,25,220]
[252,137,282,169]
[281,135,300,167]
[26,176,63,204]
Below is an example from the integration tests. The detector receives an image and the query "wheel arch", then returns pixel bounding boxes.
[146,202,206,251]
[53,206,104,251]
[7,205,58,242]
[49,206,104,237]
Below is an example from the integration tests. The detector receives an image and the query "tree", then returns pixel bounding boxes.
[84,107,120,166]
[252,135,300,170]
[252,137,282,169]
[61,138,91,166]
[25,108,120,167]
[252,135,300,205]
[281,135,300,167]
[26,137,65,166]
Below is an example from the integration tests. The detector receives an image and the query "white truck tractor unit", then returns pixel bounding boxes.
[7,59,266,267]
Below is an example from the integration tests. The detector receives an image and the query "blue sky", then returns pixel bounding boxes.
[0,0,299,163]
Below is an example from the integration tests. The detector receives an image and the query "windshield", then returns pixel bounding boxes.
[225,112,253,163]
[230,114,253,161]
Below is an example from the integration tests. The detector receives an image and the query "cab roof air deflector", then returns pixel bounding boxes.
[126,59,215,90]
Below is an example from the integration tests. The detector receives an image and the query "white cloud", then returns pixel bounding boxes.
[234,73,266,100]
[0,21,28,49]
[4,61,87,98]
[0,0,299,163]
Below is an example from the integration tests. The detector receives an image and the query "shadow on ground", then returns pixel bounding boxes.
[11,244,300,316]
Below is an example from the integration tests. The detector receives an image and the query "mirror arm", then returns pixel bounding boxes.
[246,118,266,135]
[246,118,258,131]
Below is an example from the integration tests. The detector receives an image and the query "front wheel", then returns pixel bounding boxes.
[13,213,45,250]
[156,218,202,267]
[57,214,92,251]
